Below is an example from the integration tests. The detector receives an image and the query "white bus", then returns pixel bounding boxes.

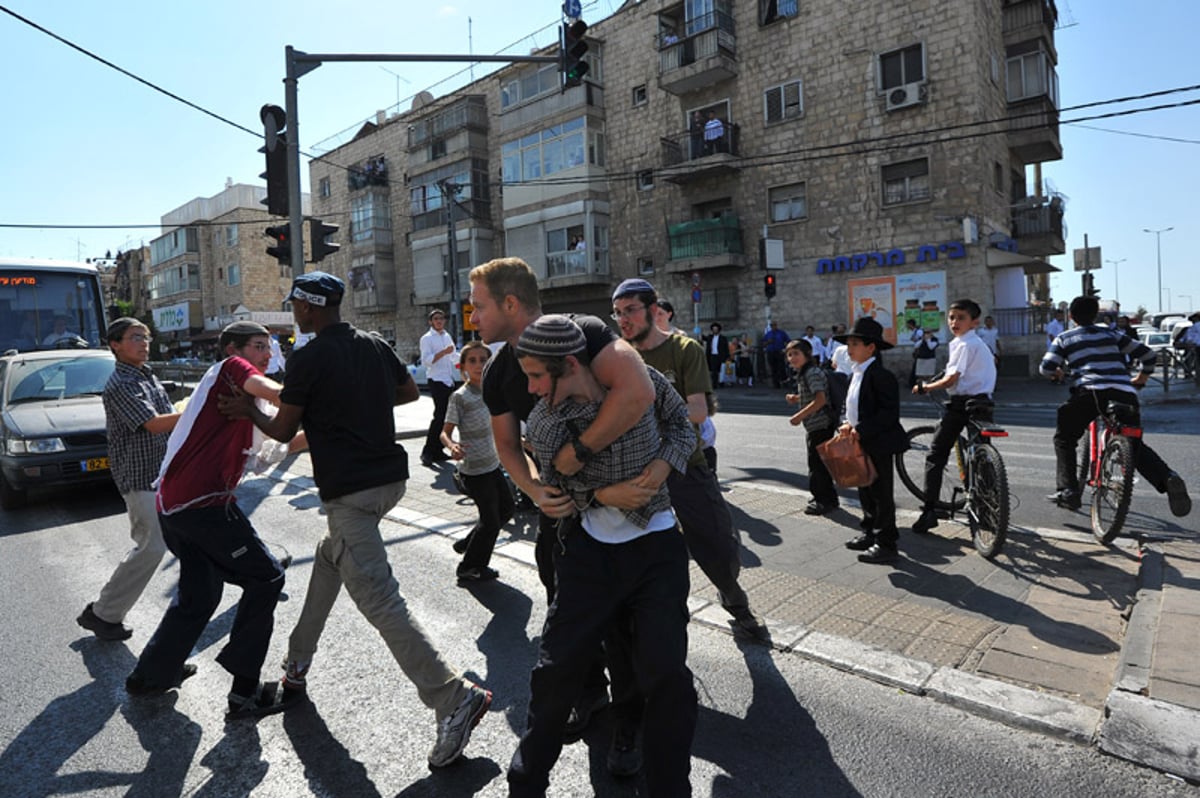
[0,258,108,353]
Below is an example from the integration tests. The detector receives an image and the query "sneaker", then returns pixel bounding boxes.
[1165,472,1192,517]
[226,681,305,720]
[563,691,610,737]
[281,658,310,692]
[606,724,643,778]
[456,566,499,585]
[428,683,492,768]
[911,509,939,535]
[1046,489,1082,511]
[857,543,899,564]
[77,603,133,641]
[126,662,198,696]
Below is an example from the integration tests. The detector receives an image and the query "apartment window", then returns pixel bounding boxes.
[500,63,560,109]
[764,79,803,123]
[318,177,331,198]
[632,85,648,106]
[698,287,738,322]
[350,193,391,242]
[1006,50,1059,106]
[993,161,1003,193]
[769,182,807,222]
[501,117,597,184]
[638,257,654,276]
[638,170,655,190]
[227,264,241,286]
[882,158,930,205]
[879,43,924,91]
[760,0,799,26]
[431,138,447,160]
[225,224,238,247]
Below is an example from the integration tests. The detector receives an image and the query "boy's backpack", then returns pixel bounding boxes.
[822,368,850,421]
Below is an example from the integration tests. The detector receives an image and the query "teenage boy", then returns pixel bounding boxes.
[1041,295,1191,517]
[910,299,998,534]
[78,318,179,642]
[126,322,301,716]
[508,315,697,798]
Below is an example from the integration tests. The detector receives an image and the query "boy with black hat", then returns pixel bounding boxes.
[835,318,910,563]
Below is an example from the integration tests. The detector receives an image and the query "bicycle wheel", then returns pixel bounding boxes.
[895,426,967,511]
[1091,436,1135,544]
[967,444,1010,558]
[1077,436,1092,491]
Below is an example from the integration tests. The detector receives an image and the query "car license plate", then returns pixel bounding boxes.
[83,457,110,472]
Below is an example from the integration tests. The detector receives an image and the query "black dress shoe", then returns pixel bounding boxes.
[911,509,939,535]
[857,543,899,564]
[804,501,837,516]
[845,533,875,551]
[1046,489,1082,511]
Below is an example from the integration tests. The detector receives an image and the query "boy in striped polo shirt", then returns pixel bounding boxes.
[1040,295,1190,517]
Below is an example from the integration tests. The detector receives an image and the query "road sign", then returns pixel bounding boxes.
[1073,246,1102,272]
[692,288,702,303]
[563,0,582,18]
[691,271,701,288]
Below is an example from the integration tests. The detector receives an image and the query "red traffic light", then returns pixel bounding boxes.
[764,273,777,299]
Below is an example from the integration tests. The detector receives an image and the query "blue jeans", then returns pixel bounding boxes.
[134,503,284,684]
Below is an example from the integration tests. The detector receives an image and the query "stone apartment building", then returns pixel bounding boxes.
[146,182,309,357]
[309,0,1063,374]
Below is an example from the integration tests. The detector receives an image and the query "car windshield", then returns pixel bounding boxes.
[4,355,115,405]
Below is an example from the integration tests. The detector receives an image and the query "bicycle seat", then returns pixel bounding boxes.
[1104,400,1140,427]
[965,397,994,421]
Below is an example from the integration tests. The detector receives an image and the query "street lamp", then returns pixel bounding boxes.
[1143,227,1173,312]
[1104,258,1126,306]
[1180,294,1193,311]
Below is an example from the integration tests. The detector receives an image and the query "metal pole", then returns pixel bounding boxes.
[1105,258,1125,306]
[1144,226,1174,313]
[285,47,306,274]
[441,180,462,345]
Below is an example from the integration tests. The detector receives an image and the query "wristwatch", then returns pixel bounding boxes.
[571,437,595,464]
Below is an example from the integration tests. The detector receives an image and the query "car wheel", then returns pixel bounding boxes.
[0,472,27,510]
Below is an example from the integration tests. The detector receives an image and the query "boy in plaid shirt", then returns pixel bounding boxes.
[785,339,839,515]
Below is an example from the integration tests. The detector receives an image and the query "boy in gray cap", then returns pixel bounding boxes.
[221,271,491,765]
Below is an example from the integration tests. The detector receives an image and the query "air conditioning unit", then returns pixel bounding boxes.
[885,82,928,112]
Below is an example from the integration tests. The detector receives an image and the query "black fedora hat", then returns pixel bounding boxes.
[833,317,894,350]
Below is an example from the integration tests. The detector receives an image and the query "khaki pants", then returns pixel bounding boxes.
[287,481,466,719]
[94,490,167,622]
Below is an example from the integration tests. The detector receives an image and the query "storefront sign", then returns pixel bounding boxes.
[816,240,965,275]
[155,301,189,332]
[846,270,947,346]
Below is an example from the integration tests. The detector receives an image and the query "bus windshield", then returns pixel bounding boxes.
[0,260,107,353]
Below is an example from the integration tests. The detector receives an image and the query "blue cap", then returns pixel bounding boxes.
[612,278,657,302]
[290,271,345,307]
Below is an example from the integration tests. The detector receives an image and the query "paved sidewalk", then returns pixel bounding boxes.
[272,378,1200,780]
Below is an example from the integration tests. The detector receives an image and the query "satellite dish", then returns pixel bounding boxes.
[411,91,435,110]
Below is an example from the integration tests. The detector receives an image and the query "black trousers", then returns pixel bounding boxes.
[422,380,454,458]
[767,350,787,387]
[136,504,284,684]
[707,354,724,390]
[1053,389,1173,493]
[457,468,514,570]
[805,425,838,506]
[508,525,696,797]
[858,450,898,546]
[921,395,987,511]
[667,461,748,614]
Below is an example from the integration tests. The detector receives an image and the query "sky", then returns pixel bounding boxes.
[1,0,1197,318]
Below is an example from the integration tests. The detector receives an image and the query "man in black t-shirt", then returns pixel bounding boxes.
[223,271,491,768]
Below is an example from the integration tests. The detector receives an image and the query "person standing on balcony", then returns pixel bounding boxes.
[420,309,457,467]
[704,110,725,155]
[689,111,704,160]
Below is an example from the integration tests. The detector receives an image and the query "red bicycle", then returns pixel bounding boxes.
[1077,398,1141,544]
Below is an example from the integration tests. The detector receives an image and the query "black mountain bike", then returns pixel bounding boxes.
[896,394,1011,558]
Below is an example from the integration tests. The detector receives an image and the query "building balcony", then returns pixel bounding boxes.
[1007,95,1061,163]
[660,123,740,184]
[663,216,748,274]
[348,156,389,191]
[657,12,737,96]
[1003,0,1058,61]
[407,96,488,151]
[1011,195,1066,257]
[410,198,492,236]
[543,249,610,287]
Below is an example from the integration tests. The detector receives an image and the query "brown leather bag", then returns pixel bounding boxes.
[816,431,878,488]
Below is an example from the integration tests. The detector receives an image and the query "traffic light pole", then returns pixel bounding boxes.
[280,48,558,278]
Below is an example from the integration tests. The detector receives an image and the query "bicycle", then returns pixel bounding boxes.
[1075,396,1141,544]
[895,392,1011,558]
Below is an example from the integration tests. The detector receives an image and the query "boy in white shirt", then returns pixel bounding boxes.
[910,299,997,534]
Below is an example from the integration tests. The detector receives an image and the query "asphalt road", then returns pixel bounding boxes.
[1,462,1196,796]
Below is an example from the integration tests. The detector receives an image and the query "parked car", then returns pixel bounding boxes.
[0,349,115,509]
[1138,330,1175,352]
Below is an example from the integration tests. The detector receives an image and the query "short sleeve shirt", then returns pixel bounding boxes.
[945,330,997,396]
[635,333,709,467]
[795,365,835,433]
[445,382,500,476]
[482,314,617,422]
[103,361,173,494]
[280,322,411,501]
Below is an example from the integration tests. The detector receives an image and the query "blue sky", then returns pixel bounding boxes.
[1,0,1196,317]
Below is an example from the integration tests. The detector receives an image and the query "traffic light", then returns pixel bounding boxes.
[560,20,589,89]
[265,224,290,266]
[259,104,289,216]
[309,218,340,263]
[764,273,777,299]
[1082,271,1099,298]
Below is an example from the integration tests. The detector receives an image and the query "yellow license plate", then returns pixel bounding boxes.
[83,457,110,472]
